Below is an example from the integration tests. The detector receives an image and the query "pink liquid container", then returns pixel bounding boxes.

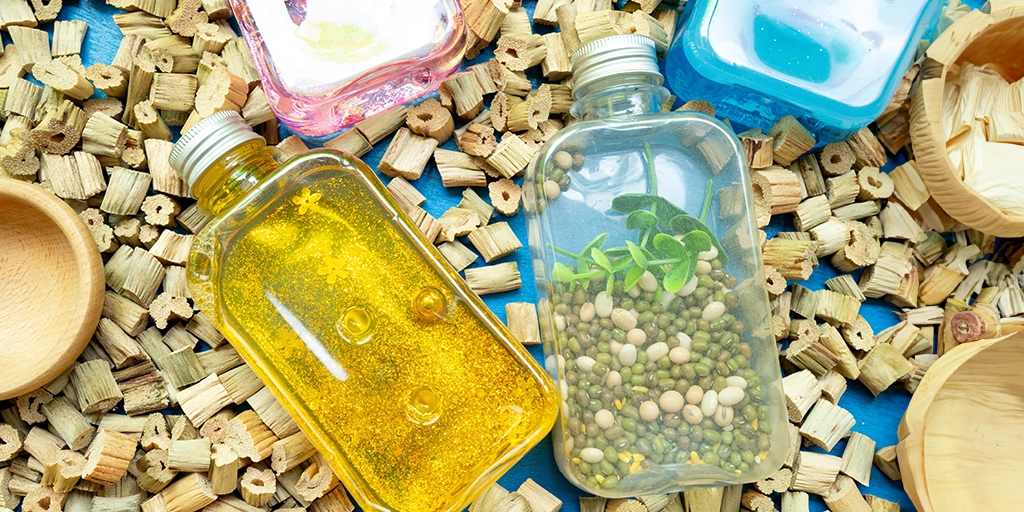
[229,0,466,137]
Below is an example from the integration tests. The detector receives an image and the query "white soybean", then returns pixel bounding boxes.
[555,314,566,331]
[595,409,614,430]
[696,260,712,275]
[581,447,605,464]
[639,270,658,292]
[606,371,622,388]
[702,301,726,321]
[725,376,748,389]
[676,332,693,350]
[646,342,669,362]
[595,291,613,318]
[718,386,745,407]
[612,308,637,330]
[699,245,718,261]
[700,389,719,418]
[627,328,647,346]
[677,275,699,296]
[659,390,685,413]
[579,302,595,322]
[618,344,638,367]
[683,404,703,424]
[609,340,623,356]
[713,405,734,427]
[639,401,660,422]
[577,356,596,373]
[685,385,704,405]
[669,347,691,364]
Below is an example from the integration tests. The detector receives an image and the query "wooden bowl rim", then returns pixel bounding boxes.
[0,180,105,400]
[918,332,1024,508]
[909,6,1024,237]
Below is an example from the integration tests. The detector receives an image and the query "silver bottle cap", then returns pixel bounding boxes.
[169,110,265,188]
[570,34,662,92]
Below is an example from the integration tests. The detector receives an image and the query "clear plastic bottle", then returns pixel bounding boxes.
[169,111,559,512]
[229,0,466,137]
[665,0,943,144]
[524,35,787,496]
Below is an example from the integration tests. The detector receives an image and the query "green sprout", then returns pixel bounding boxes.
[548,143,726,295]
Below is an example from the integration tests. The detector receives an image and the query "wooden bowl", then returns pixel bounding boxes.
[909,3,1024,237]
[0,180,105,400]
[898,332,1024,511]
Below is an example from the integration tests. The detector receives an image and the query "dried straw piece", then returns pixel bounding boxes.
[378,128,438,181]
[177,375,232,427]
[740,129,774,169]
[323,129,372,159]
[83,113,128,160]
[144,473,216,512]
[818,323,859,380]
[505,302,541,346]
[467,222,521,262]
[41,450,86,493]
[840,431,875,486]
[167,439,211,473]
[799,399,855,451]
[495,33,547,72]
[873,446,901,481]
[825,170,859,208]
[442,72,486,121]
[247,389,298,439]
[465,262,521,295]
[464,0,512,42]
[385,176,425,214]
[81,429,136,486]
[823,475,870,512]
[486,133,535,178]
[238,467,275,507]
[406,99,454,144]
[769,116,815,166]
[541,32,572,80]
[208,444,237,496]
[790,452,842,496]
[9,27,50,71]
[434,148,486,188]
[516,479,560,512]
[857,343,912,396]
[576,10,623,45]
[817,369,848,403]
[781,370,821,423]
[762,238,815,280]
[194,66,247,116]
[21,485,63,512]
[488,59,531,97]
[856,166,893,201]
[71,361,123,414]
[489,178,522,216]
[29,99,86,155]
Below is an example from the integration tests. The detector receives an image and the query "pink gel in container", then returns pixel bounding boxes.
[229,0,466,137]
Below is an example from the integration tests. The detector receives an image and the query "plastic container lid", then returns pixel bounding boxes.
[682,0,942,129]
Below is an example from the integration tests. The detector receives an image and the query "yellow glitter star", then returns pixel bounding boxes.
[317,255,348,284]
[291,187,322,214]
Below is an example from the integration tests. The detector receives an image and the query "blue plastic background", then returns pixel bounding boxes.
[15,1,983,510]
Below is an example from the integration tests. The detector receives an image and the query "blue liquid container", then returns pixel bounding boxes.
[665,0,943,144]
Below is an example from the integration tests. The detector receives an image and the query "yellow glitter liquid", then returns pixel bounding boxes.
[187,148,559,512]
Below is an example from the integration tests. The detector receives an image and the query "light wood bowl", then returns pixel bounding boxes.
[909,1,1024,237]
[897,331,1024,511]
[0,180,105,400]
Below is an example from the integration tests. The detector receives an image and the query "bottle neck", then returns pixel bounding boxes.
[191,140,280,216]
[570,74,672,121]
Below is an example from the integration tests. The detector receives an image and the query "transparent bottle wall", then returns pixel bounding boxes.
[525,113,788,496]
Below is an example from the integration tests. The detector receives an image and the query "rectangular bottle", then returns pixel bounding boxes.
[170,111,559,512]
[525,35,788,496]
[229,0,466,137]
[665,0,943,144]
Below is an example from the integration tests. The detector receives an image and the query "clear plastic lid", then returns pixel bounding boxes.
[683,0,941,125]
